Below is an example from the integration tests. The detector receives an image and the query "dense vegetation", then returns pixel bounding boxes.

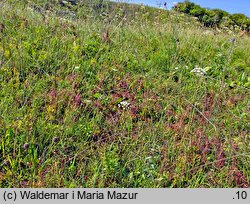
[174,0,250,32]
[0,0,249,187]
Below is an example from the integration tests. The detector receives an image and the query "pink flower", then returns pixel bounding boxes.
[232,168,249,188]
[74,94,82,106]
[49,88,57,99]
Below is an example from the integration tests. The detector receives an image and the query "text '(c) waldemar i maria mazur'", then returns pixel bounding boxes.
[19,190,139,200]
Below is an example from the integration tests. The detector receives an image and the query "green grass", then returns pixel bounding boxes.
[0,0,249,187]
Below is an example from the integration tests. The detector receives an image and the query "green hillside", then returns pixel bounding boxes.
[0,0,249,187]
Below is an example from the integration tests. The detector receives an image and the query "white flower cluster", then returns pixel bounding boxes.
[190,68,207,76]
[118,101,131,110]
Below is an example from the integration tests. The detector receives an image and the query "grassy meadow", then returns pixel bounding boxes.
[0,0,249,187]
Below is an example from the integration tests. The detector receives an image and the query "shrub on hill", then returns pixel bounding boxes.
[173,0,250,32]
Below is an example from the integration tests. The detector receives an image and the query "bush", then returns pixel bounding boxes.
[174,1,250,31]
[230,13,249,29]
[189,5,205,20]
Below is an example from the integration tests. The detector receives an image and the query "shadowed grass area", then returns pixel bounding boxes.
[0,0,249,187]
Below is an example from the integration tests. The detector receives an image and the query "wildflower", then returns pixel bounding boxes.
[163,2,167,9]
[23,143,29,150]
[75,66,80,70]
[119,79,128,89]
[231,168,249,188]
[190,68,207,76]
[215,146,226,168]
[118,101,131,110]
[3,160,10,166]
[131,105,138,117]
[74,94,82,106]
[49,88,57,99]
[53,137,60,143]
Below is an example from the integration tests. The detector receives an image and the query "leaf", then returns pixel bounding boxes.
[93,93,101,99]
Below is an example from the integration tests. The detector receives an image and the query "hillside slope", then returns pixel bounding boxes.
[0,0,249,187]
